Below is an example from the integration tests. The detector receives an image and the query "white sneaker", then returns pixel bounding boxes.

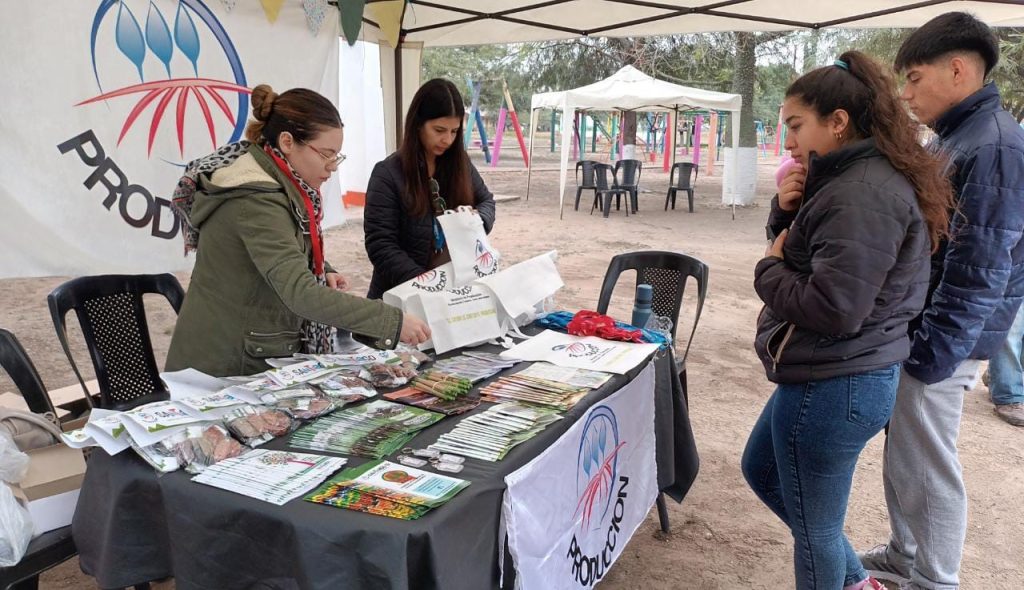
[857,544,912,585]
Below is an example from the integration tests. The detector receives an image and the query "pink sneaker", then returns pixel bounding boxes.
[845,577,886,590]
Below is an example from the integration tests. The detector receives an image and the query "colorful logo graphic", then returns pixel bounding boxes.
[553,342,602,358]
[81,0,250,158]
[473,239,498,277]
[382,470,416,484]
[574,406,626,532]
[412,269,448,292]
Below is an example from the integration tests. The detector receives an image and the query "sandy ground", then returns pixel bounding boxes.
[3,148,1022,589]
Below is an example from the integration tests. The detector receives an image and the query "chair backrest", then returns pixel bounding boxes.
[575,160,598,189]
[47,274,185,411]
[596,251,709,364]
[670,162,698,189]
[0,329,56,416]
[615,159,642,187]
[594,163,617,190]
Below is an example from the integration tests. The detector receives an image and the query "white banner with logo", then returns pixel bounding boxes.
[0,0,341,278]
[502,361,657,589]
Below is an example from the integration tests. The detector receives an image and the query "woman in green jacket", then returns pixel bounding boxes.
[166,85,429,376]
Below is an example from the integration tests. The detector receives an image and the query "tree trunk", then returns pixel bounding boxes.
[731,32,757,149]
[621,111,638,158]
[803,29,820,72]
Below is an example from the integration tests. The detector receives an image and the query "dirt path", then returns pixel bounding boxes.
[4,153,1021,589]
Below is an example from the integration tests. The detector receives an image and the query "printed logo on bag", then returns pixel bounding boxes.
[566,405,630,586]
[412,269,449,292]
[58,0,250,240]
[449,285,474,296]
[553,342,602,359]
[473,239,498,277]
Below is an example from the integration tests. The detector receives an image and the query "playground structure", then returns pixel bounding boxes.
[545,109,732,178]
[462,79,530,168]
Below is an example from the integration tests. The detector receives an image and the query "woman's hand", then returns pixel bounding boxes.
[778,165,806,211]
[765,229,788,259]
[326,272,348,291]
[400,314,431,346]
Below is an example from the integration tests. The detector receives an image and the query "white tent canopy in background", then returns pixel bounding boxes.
[358,1,1024,155]
[526,65,743,216]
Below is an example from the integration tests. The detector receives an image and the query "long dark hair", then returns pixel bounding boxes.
[399,79,473,217]
[245,84,342,148]
[786,51,953,249]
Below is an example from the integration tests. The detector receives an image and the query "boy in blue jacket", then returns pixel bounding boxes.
[859,12,1024,590]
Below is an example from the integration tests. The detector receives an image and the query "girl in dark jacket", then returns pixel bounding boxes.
[363,79,496,299]
[740,51,953,590]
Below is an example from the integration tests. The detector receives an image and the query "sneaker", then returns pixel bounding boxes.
[845,577,886,590]
[994,403,1024,426]
[857,544,911,585]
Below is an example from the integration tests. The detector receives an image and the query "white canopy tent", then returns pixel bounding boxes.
[355,0,1024,156]
[526,65,743,216]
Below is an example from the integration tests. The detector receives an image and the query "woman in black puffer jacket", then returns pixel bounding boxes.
[363,79,496,299]
[740,51,954,590]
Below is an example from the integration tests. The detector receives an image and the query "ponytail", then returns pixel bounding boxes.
[786,51,953,249]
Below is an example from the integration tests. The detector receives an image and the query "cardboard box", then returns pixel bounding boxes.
[8,418,87,535]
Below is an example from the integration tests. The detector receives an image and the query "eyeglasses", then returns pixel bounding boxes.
[429,178,446,214]
[301,141,346,166]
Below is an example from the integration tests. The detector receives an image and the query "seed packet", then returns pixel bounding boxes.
[224,406,298,447]
[360,363,419,389]
[273,394,336,421]
[258,386,319,405]
[266,360,336,388]
[311,373,377,402]
[168,424,244,474]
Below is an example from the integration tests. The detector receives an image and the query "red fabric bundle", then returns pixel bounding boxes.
[566,310,644,343]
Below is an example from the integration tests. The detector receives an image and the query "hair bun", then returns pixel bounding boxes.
[251,84,278,121]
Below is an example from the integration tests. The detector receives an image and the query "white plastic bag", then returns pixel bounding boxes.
[474,250,563,328]
[382,263,457,351]
[437,206,500,287]
[416,284,503,354]
[0,431,33,567]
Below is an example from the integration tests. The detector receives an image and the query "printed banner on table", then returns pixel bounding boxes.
[500,330,659,375]
[1,1,341,278]
[502,362,657,589]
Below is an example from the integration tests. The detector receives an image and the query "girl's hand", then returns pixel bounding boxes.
[778,166,806,211]
[766,229,788,260]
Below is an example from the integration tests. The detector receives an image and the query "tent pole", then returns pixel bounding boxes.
[526,108,539,201]
[672,107,679,169]
[394,37,404,147]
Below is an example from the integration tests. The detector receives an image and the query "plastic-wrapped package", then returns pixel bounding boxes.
[360,363,418,389]
[169,424,244,474]
[0,431,32,567]
[312,373,377,404]
[224,406,297,447]
[273,395,336,421]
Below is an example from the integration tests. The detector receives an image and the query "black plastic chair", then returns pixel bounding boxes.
[666,162,699,213]
[596,251,709,533]
[574,160,599,211]
[0,526,78,590]
[0,329,57,417]
[614,159,642,213]
[47,274,184,412]
[0,331,78,590]
[590,163,629,218]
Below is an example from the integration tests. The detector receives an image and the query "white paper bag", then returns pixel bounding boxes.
[416,284,503,354]
[475,251,563,327]
[437,206,500,287]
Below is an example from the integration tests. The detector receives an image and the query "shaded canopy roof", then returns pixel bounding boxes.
[359,0,1024,47]
[531,65,742,113]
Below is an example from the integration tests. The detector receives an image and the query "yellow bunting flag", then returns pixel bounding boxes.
[366,0,405,48]
[259,0,285,24]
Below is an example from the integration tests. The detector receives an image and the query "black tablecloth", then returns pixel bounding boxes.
[72,346,698,590]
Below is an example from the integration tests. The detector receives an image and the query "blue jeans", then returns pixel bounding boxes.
[742,365,899,589]
[988,303,1024,405]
